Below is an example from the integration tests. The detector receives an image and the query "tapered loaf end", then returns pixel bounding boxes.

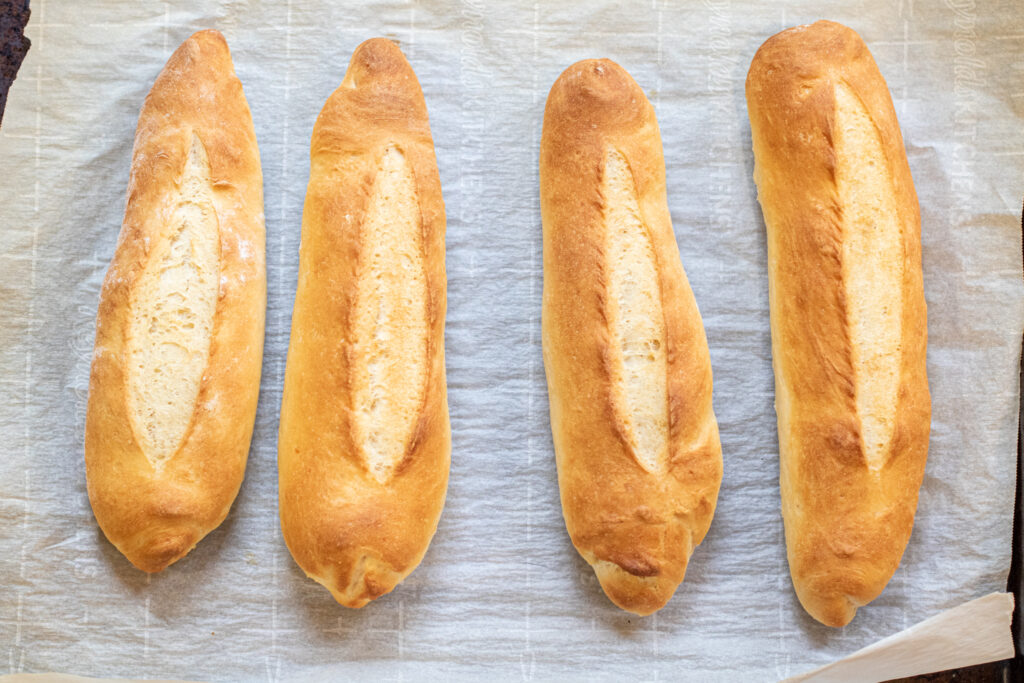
[170,30,230,71]
[746,20,867,97]
[545,58,649,133]
[187,29,228,49]
[793,571,879,628]
[343,37,416,89]
[120,527,201,574]
[802,596,858,629]
[309,552,407,609]
[591,557,682,617]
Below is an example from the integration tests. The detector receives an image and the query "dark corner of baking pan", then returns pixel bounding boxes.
[0,0,32,127]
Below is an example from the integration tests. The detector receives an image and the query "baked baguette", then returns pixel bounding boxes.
[278,38,450,608]
[85,30,265,573]
[541,59,722,616]
[746,20,931,627]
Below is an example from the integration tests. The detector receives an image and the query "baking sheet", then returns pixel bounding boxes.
[1,1,1022,680]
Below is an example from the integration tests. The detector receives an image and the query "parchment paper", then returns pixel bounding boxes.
[785,593,1016,682]
[1,1,1022,681]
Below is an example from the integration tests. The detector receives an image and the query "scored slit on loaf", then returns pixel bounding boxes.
[603,148,670,475]
[832,82,905,471]
[278,38,450,608]
[541,59,722,616]
[746,20,930,627]
[85,30,266,573]
[127,133,220,467]
[352,146,429,485]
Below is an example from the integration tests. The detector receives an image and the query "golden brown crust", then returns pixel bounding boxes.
[540,59,722,616]
[84,30,266,573]
[278,38,450,608]
[746,21,930,627]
